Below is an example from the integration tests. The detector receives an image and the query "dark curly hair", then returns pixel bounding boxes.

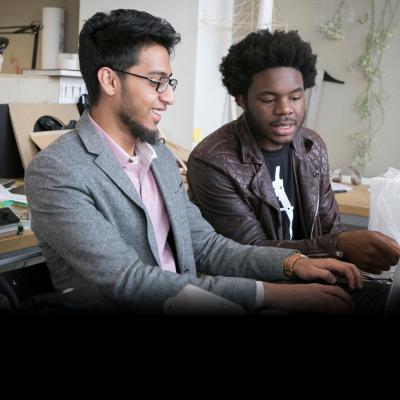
[220,30,317,103]
[79,9,181,106]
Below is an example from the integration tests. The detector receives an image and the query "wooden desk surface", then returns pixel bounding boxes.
[335,184,370,218]
[0,229,38,254]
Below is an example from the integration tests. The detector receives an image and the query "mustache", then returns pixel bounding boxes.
[271,117,296,126]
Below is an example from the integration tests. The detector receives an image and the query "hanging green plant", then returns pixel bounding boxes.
[320,0,346,40]
[350,0,399,171]
[319,0,399,173]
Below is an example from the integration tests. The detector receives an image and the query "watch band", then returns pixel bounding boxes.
[283,253,308,278]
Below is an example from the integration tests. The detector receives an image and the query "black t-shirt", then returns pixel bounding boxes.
[262,144,299,240]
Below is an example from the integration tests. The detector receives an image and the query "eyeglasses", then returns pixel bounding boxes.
[111,68,178,93]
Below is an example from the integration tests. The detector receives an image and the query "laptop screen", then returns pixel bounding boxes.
[384,261,400,315]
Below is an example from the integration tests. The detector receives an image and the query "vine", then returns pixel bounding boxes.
[320,0,400,172]
[320,0,346,40]
[350,0,399,170]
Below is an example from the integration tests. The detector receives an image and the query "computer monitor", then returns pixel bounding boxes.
[0,104,24,178]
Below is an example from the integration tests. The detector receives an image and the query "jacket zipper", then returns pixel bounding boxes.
[310,170,320,239]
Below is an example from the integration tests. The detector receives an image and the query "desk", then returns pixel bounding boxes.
[0,179,42,271]
[0,229,37,254]
[335,184,370,228]
[0,230,42,272]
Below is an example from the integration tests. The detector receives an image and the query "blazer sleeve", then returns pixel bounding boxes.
[26,149,274,312]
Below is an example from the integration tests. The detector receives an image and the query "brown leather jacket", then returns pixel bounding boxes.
[187,113,347,258]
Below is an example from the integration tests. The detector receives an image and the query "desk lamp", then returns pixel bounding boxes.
[0,22,41,69]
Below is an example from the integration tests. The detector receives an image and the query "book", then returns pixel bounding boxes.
[0,178,15,188]
[22,69,82,78]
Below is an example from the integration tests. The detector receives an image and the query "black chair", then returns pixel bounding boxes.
[0,262,54,313]
[0,263,122,315]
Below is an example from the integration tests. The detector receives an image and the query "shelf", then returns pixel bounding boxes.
[22,69,82,78]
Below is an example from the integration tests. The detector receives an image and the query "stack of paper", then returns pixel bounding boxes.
[0,184,30,229]
[330,181,352,193]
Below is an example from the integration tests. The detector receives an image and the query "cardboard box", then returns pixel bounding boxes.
[8,103,79,169]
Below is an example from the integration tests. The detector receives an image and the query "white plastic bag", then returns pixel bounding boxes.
[369,167,400,243]
[368,167,400,278]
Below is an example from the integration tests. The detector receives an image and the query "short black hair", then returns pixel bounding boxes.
[79,9,181,106]
[220,30,317,102]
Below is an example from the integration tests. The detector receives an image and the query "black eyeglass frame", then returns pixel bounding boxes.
[111,68,178,93]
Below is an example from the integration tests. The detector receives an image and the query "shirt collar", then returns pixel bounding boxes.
[88,114,157,170]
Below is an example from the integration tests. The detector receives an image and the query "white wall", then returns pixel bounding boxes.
[275,0,400,177]
[79,0,199,150]
[2,0,398,175]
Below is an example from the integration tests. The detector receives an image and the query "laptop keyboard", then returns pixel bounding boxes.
[336,277,392,315]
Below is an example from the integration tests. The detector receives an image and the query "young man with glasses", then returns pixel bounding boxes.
[26,10,361,314]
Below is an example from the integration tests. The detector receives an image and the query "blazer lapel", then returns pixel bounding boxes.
[95,152,161,265]
[151,148,186,266]
[75,112,160,264]
[76,111,144,209]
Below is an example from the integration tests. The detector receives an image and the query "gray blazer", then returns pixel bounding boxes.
[25,111,294,312]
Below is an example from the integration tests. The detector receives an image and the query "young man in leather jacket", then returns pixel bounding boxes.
[187,30,400,276]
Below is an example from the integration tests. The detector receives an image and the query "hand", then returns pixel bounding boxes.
[337,230,400,274]
[263,282,354,314]
[293,257,363,290]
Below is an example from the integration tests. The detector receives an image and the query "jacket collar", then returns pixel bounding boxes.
[235,113,264,164]
[292,124,314,156]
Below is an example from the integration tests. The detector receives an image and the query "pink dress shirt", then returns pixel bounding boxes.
[89,116,177,273]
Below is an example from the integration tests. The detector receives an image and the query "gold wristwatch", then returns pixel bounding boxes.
[283,253,308,278]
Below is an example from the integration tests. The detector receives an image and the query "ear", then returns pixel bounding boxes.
[97,67,118,97]
[237,95,247,110]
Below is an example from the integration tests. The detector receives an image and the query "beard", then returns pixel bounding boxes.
[119,111,160,145]
[118,85,160,145]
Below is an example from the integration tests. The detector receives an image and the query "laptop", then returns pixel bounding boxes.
[384,261,400,315]
[338,261,400,315]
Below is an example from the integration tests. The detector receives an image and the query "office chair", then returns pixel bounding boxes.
[33,116,77,132]
[0,274,20,310]
[0,263,119,315]
[0,262,54,313]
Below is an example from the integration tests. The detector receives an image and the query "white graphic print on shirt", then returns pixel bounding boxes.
[272,166,294,239]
